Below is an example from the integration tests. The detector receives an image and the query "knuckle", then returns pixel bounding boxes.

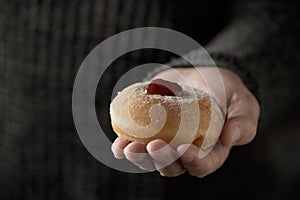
[253,97,260,112]
[245,91,261,117]
[185,145,229,178]
[247,127,257,142]
[240,124,257,145]
[241,116,258,144]
[195,162,213,176]
[187,162,218,178]
[209,155,222,172]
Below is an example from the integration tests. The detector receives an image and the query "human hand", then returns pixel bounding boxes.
[111,67,260,177]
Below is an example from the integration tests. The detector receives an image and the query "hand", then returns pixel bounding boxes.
[111,67,260,177]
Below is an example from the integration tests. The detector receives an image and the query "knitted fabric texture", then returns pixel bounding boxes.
[0,0,299,199]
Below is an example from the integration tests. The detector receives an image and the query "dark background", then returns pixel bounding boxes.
[0,0,299,199]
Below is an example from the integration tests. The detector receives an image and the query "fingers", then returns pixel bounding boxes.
[221,116,256,146]
[112,138,229,178]
[221,89,260,147]
[147,139,186,177]
[112,137,155,170]
[123,142,155,170]
[177,141,230,178]
[112,138,186,176]
[111,137,130,159]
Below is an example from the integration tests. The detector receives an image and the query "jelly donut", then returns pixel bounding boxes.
[110,79,224,148]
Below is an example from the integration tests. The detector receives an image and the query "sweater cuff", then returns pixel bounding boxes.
[208,52,258,97]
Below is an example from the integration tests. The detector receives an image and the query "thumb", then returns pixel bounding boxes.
[221,116,257,147]
[221,91,260,147]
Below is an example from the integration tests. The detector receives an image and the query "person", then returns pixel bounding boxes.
[112,0,299,178]
[0,0,299,199]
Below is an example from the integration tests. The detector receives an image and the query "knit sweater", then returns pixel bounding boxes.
[0,0,299,199]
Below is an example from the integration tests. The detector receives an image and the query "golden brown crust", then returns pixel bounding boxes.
[110,82,224,148]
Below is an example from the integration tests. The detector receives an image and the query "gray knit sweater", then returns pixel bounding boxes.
[0,0,299,199]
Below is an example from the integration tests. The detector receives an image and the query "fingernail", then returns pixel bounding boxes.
[112,150,124,159]
[134,154,146,164]
[149,149,168,163]
[124,149,146,163]
[232,125,241,145]
[111,146,119,158]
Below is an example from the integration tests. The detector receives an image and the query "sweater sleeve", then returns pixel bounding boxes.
[159,0,300,128]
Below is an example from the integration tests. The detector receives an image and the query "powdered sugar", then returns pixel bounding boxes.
[131,82,211,106]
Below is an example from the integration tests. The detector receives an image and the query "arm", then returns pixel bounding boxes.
[112,0,299,177]
[169,0,300,128]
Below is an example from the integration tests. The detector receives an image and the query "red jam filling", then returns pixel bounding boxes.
[146,79,184,97]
